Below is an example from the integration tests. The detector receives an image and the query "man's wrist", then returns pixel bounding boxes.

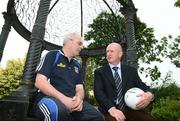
[108,107,116,114]
[147,92,154,101]
[151,94,155,101]
[76,95,84,100]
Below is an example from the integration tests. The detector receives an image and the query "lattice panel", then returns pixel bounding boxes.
[14,0,121,46]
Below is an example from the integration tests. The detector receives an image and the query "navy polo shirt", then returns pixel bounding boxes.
[36,50,83,97]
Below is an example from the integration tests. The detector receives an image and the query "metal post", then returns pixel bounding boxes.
[18,0,52,96]
[120,5,138,68]
[0,12,12,62]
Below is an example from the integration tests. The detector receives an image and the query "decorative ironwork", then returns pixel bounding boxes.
[13,0,122,47]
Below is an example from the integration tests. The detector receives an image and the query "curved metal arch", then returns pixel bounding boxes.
[7,0,125,56]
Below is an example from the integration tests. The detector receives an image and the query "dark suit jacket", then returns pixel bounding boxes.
[94,64,152,114]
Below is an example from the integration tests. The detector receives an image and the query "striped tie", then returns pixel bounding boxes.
[113,66,125,110]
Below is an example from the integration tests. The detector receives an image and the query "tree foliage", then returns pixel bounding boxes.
[85,12,125,48]
[175,0,180,7]
[84,57,100,105]
[160,35,180,67]
[0,58,24,99]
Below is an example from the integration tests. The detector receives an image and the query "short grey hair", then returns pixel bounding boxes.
[63,32,80,45]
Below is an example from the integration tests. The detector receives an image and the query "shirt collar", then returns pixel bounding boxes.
[109,63,121,69]
[59,50,74,62]
[59,50,64,55]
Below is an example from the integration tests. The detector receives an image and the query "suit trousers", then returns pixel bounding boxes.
[105,110,158,121]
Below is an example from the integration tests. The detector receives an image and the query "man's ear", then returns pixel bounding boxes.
[119,51,123,58]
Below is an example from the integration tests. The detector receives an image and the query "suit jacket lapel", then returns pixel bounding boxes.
[103,64,116,88]
[121,64,128,94]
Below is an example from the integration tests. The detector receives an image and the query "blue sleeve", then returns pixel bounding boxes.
[36,51,57,78]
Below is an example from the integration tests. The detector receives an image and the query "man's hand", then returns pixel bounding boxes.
[60,96,74,112]
[71,95,83,112]
[136,92,154,109]
[73,84,84,112]
[59,95,83,112]
[108,107,126,121]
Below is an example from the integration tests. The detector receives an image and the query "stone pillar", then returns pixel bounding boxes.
[0,12,12,62]
[120,5,138,68]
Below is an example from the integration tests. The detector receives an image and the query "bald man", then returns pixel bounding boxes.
[94,42,157,121]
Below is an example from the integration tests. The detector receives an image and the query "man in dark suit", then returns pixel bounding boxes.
[94,42,157,121]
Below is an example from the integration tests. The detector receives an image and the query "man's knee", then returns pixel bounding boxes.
[37,98,59,120]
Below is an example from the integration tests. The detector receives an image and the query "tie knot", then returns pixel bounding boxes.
[113,66,118,71]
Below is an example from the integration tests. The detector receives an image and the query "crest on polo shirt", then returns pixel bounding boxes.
[74,66,79,74]
[57,62,66,68]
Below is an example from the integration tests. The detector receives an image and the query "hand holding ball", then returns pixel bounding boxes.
[124,87,144,110]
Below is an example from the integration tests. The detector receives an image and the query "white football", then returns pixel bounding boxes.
[124,87,144,110]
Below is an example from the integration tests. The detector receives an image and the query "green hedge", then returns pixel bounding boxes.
[151,83,180,121]
[151,98,180,121]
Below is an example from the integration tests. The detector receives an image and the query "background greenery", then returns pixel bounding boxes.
[0,59,24,99]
